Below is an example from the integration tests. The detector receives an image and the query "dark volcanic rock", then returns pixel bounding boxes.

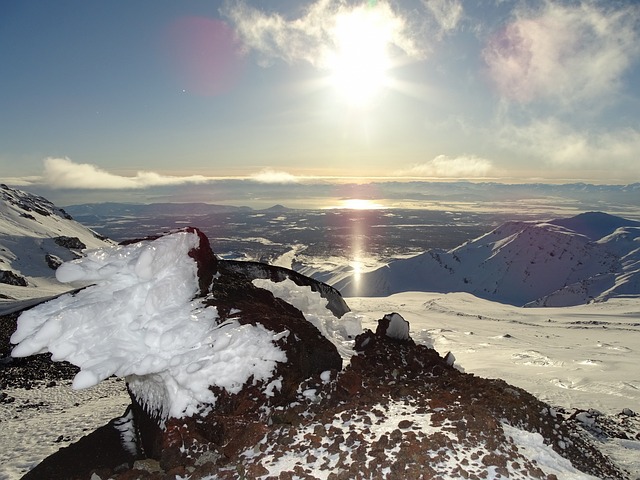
[113,229,343,471]
[219,259,350,318]
[77,314,625,480]
[130,259,344,468]
[1,311,80,390]
[0,269,28,287]
[45,253,63,270]
[53,235,86,250]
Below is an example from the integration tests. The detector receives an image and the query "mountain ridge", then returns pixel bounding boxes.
[0,184,113,301]
[333,212,640,306]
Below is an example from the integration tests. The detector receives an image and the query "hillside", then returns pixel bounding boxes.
[333,212,640,306]
[0,184,113,303]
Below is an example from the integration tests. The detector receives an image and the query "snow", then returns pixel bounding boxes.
[252,277,363,361]
[383,312,410,340]
[502,424,599,479]
[1,378,130,479]
[10,231,287,420]
[0,184,113,301]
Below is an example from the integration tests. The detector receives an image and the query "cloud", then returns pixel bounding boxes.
[222,0,424,69]
[398,155,494,178]
[483,1,640,105]
[498,119,640,172]
[249,168,302,184]
[423,0,463,36]
[42,157,211,189]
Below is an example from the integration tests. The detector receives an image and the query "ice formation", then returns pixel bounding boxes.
[10,231,287,419]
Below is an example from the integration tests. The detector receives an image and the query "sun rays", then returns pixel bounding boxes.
[326,6,394,106]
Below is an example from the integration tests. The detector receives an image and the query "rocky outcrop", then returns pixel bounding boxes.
[0,183,72,220]
[53,236,87,250]
[0,270,28,287]
[219,260,350,318]
[45,254,63,270]
[125,259,344,469]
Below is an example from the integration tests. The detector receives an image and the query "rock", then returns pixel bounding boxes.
[121,229,343,468]
[0,269,28,287]
[375,312,410,341]
[159,281,339,468]
[53,235,87,250]
[45,254,63,270]
[219,259,350,318]
[76,313,623,479]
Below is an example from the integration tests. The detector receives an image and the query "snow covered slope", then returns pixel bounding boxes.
[334,212,640,306]
[0,184,113,302]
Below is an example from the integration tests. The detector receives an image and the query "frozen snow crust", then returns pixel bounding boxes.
[11,231,289,419]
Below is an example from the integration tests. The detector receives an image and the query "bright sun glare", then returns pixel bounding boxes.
[340,199,385,209]
[327,6,392,106]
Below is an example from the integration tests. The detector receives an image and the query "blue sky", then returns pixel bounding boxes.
[2,0,640,201]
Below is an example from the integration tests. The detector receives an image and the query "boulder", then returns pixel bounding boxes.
[131,260,343,469]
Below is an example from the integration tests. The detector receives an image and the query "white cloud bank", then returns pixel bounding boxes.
[42,158,211,189]
[21,158,310,190]
[250,168,302,184]
[483,1,640,105]
[398,154,494,178]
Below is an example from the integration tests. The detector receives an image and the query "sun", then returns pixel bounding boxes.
[327,6,393,106]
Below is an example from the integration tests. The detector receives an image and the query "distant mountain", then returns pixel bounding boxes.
[260,204,294,212]
[0,184,113,302]
[64,202,252,222]
[333,212,640,307]
[548,211,640,240]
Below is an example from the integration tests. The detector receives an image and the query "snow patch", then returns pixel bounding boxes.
[252,278,363,360]
[383,312,410,340]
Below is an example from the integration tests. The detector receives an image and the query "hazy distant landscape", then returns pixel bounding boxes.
[64,203,519,264]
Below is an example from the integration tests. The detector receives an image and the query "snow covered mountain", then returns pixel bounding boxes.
[0,184,113,303]
[333,212,640,306]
